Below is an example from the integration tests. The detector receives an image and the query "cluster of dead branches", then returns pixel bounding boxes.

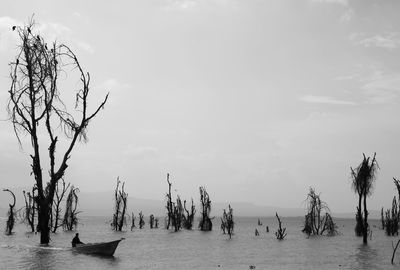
[52,179,70,233]
[275,212,287,240]
[111,178,128,231]
[139,211,145,229]
[165,174,196,231]
[182,199,196,230]
[302,187,337,236]
[382,178,400,236]
[199,186,212,231]
[22,186,37,232]
[350,153,378,244]
[3,189,16,235]
[62,186,80,231]
[221,205,234,239]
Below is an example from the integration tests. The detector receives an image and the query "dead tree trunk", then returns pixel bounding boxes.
[199,186,212,231]
[275,212,287,240]
[3,189,16,235]
[62,186,80,231]
[111,178,128,231]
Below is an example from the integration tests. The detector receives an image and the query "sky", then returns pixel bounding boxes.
[0,0,400,213]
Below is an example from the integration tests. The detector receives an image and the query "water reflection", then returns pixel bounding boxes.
[20,247,59,270]
[353,244,378,269]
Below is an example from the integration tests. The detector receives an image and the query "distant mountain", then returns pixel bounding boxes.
[0,187,381,219]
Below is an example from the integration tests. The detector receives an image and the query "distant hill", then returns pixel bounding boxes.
[0,187,381,219]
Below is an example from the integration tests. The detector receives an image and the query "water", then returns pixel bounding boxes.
[1,216,399,269]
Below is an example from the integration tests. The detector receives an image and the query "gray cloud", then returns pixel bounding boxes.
[309,0,348,6]
[350,32,400,50]
[301,95,356,105]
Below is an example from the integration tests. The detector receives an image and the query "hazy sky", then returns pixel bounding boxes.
[1,0,400,213]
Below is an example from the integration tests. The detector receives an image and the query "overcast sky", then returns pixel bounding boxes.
[1,0,400,213]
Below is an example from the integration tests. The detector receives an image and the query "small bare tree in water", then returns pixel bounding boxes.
[131,212,136,231]
[22,186,37,232]
[165,173,173,229]
[139,211,145,229]
[3,189,16,235]
[172,196,184,232]
[182,199,196,230]
[154,217,159,228]
[111,179,128,231]
[383,178,400,236]
[350,153,378,244]
[164,174,186,231]
[302,187,337,236]
[51,178,70,233]
[384,198,399,236]
[7,20,108,244]
[221,205,234,239]
[149,214,155,229]
[275,212,287,240]
[199,186,212,231]
[62,186,80,231]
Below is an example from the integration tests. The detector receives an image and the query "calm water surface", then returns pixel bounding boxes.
[1,216,399,269]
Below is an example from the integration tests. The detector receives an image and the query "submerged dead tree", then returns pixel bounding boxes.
[350,153,378,244]
[165,173,173,230]
[3,189,16,235]
[7,21,108,244]
[52,178,70,233]
[302,187,337,236]
[275,212,287,240]
[155,217,159,228]
[384,198,399,236]
[164,174,186,231]
[62,186,80,231]
[149,214,155,229]
[111,179,128,231]
[182,199,196,230]
[199,186,212,231]
[139,211,145,229]
[381,207,385,230]
[172,196,184,231]
[383,178,400,236]
[131,212,136,231]
[22,186,37,232]
[221,205,234,239]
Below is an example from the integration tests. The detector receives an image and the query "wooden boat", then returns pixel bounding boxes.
[73,238,124,256]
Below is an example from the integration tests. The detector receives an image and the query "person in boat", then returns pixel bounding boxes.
[72,233,84,247]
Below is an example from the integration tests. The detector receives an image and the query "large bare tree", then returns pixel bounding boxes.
[7,21,108,244]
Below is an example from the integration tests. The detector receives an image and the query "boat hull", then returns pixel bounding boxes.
[73,239,123,256]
